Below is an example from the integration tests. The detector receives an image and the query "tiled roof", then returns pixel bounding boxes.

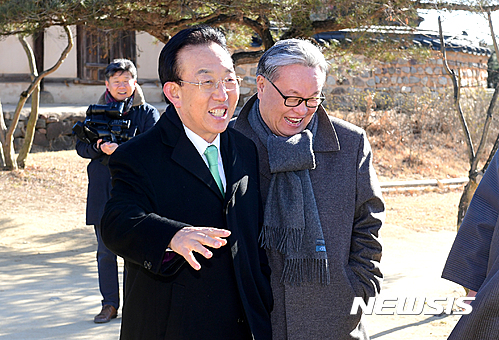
[313,26,492,56]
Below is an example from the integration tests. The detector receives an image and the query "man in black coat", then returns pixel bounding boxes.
[76,58,159,323]
[100,26,273,340]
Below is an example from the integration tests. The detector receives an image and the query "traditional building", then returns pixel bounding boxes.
[236,27,491,110]
[0,26,164,105]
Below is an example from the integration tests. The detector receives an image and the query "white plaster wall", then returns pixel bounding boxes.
[139,83,164,103]
[43,82,164,105]
[0,27,77,78]
[0,28,164,104]
[0,27,160,81]
[136,32,164,81]
[44,26,78,78]
[1,83,32,103]
[0,35,32,73]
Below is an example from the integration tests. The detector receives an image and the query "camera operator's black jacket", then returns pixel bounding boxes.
[76,85,160,225]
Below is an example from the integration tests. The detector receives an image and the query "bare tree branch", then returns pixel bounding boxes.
[483,9,499,171]
[2,23,73,170]
[439,16,475,166]
[242,16,274,50]
[16,31,40,169]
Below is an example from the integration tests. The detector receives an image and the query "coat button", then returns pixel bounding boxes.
[144,261,152,269]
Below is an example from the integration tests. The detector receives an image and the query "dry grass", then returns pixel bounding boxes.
[383,187,463,233]
[0,151,88,214]
[330,89,499,182]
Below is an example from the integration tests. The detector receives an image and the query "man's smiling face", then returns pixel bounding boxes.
[164,42,239,143]
[257,64,325,137]
[105,71,137,102]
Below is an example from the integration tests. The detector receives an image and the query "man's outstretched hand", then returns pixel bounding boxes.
[169,227,231,270]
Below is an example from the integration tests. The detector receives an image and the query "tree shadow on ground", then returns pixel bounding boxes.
[371,313,452,338]
[0,219,122,340]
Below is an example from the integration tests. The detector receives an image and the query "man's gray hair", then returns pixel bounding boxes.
[105,58,137,80]
[256,38,329,82]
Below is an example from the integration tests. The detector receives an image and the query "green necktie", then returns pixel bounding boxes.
[204,145,224,197]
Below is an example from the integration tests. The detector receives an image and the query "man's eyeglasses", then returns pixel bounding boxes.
[179,77,242,93]
[265,77,325,108]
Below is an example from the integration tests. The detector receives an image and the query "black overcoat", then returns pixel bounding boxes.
[101,105,273,340]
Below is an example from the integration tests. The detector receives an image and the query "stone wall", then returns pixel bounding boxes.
[3,106,86,152]
[3,102,171,152]
[235,50,489,110]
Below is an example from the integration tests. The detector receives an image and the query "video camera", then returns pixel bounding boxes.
[72,102,137,145]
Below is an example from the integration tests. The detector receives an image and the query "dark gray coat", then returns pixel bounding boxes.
[233,95,384,340]
[443,150,499,340]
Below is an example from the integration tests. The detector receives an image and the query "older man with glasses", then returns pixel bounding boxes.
[233,38,385,340]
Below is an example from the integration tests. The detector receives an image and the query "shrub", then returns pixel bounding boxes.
[327,88,499,179]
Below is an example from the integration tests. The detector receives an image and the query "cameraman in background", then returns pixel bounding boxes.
[76,59,160,323]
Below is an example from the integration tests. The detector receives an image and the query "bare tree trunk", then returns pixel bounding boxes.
[465,12,499,221]
[18,85,40,168]
[1,24,73,170]
[438,17,474,229]
[457,175,480,226]
[17,32,40,169]
[3,94,25,170]
[439,15,499,228]
[0,99,6,168]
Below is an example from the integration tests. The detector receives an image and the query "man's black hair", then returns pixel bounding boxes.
[105,58,137,80]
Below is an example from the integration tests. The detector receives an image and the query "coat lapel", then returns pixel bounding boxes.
[220,130,243,204]
[232,96,272,182]
[161,106,225,200]
[172,134,225,200]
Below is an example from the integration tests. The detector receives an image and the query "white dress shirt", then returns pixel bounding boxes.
[164,125,228,254]
[182,124,226,191]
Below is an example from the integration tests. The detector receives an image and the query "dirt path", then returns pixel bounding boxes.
[0,151,466,339]
[361,191,466,339]
[364,223,462,339]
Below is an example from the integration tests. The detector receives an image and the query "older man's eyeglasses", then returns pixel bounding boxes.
[179,77,242,93]
[265,77,325,108]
